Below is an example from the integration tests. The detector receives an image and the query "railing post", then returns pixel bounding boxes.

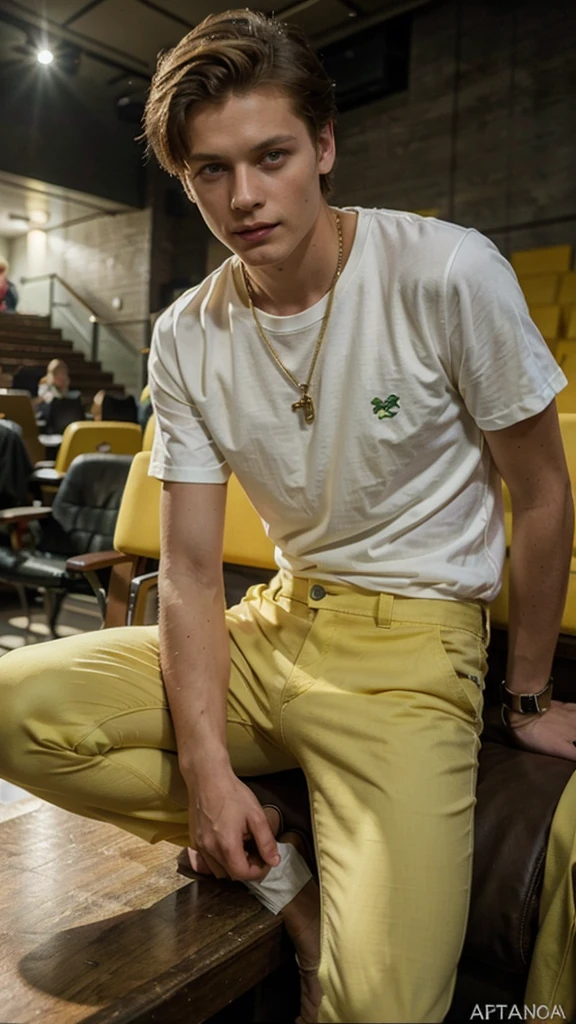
[48,275,55,321]
[90,317,99,363]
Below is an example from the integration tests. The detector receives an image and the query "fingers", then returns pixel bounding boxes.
[202,849,230,879]
[186,847,216,876]
[249,809,281,868]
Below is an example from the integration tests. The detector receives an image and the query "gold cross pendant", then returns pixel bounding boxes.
[291,389,315,424]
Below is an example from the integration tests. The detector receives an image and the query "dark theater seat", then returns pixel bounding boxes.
[0,452,133,636]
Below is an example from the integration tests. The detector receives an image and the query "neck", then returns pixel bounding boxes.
[241,205,354,317]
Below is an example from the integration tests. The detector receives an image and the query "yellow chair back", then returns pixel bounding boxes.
[555,377,576,415]
[114,451,162,559]
[518,273,559,305]
[511,245,572,276]
[114,452,276,570]
[54,421,142,474]
[528,304,561,344]
[0,392,44,463]
[142,413,156,452]
[559,413,576,488]
[567,307,576,341]
[558,272,576,306]
[223,475,277,569]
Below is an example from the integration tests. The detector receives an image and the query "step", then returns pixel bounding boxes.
[0,353,92,368]
[0,339,69,352]
[0,314,50,327]
[0,331,65,343]
[0,341,74,356]
[0,355,103,373]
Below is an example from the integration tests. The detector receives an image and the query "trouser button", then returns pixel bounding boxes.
[310,584,326,601]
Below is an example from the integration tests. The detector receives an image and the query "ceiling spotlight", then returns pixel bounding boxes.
[37,49,54,65]
[29,210,49,225]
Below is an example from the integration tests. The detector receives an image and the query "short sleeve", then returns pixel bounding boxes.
[147,305,231,484]
[444,229,566,431]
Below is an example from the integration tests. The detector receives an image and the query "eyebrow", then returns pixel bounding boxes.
[188,134,298,164]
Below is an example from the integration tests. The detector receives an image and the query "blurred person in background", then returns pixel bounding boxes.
[37,359,71,404]
[0,260,11,312]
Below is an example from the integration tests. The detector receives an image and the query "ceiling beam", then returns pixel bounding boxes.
[0,0,150,72]
[62,0,108,29]
[135,0,195,30]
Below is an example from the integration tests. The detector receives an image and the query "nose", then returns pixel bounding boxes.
[230,165,263,212]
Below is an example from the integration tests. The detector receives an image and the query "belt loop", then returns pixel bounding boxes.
[377,593,393,629]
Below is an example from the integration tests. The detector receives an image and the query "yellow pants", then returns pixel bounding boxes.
[0,574,488,1023]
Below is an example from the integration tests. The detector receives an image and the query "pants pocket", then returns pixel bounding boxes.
[433,625,486,722]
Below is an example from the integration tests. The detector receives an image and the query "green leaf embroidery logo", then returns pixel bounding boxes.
[371,395,401,419]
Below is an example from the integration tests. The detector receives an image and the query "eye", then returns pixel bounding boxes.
[199,163,226,178]
[262,150,287,166]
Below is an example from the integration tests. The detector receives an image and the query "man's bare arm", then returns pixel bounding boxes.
[484,401,573,692]
[159,480,280,877]
[159,480,230,776]
[484,401,576,759]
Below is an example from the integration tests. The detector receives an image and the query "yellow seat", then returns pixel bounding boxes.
[556,377,576,415]
[567,307,576,341]
[223,474,276,570]
[560,559,576,634]
[142,413,156,452]
[528,304,561,344]
[114,450,162,560]
[54,421,143,474]
[115,451,275,573]
[554,340,576,366]
[0,392,45,463]
[511,245,572,276]
[558,273,576,307]
[518,273,559,305]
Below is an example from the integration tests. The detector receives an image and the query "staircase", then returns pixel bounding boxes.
[0,313,124,404]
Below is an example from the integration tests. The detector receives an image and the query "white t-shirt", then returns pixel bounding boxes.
[149,207,565,602]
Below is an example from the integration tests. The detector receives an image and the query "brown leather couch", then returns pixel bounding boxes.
[448,631,575,1019]
[224,568,576,1019]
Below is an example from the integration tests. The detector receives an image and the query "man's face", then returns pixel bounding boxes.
[185,86,335,269]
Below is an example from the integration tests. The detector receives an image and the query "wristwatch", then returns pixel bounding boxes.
[500,678,553,715]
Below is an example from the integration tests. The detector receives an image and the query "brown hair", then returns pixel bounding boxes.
[143,9,337,197]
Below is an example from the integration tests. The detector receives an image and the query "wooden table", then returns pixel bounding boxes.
[0,804,288,1024]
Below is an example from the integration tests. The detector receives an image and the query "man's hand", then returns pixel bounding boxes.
[506,699,576,760]
[191,771,280,881]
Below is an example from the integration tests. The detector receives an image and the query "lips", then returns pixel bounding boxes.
[234,223,279,242]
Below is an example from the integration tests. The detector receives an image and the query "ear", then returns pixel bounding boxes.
[317,121,336,176]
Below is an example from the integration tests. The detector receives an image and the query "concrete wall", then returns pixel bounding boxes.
[333,0,576,258]
[0,236,9,263]
[10,208,152,395]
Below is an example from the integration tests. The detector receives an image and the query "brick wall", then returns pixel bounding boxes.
[333,0,576,259]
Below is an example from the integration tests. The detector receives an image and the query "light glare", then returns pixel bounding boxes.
[37,49,54,65]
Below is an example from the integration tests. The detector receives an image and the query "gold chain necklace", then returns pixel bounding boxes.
[241,212,343,425]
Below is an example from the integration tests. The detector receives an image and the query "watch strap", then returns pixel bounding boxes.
[500,678,553,715]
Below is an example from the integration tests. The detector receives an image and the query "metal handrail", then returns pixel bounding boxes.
[20,273,152,379]
[21,273,97,320]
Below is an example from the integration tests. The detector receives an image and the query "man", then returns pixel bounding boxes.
[1,10,575,1023]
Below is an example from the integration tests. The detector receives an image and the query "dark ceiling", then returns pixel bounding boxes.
[0,0,428,93]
